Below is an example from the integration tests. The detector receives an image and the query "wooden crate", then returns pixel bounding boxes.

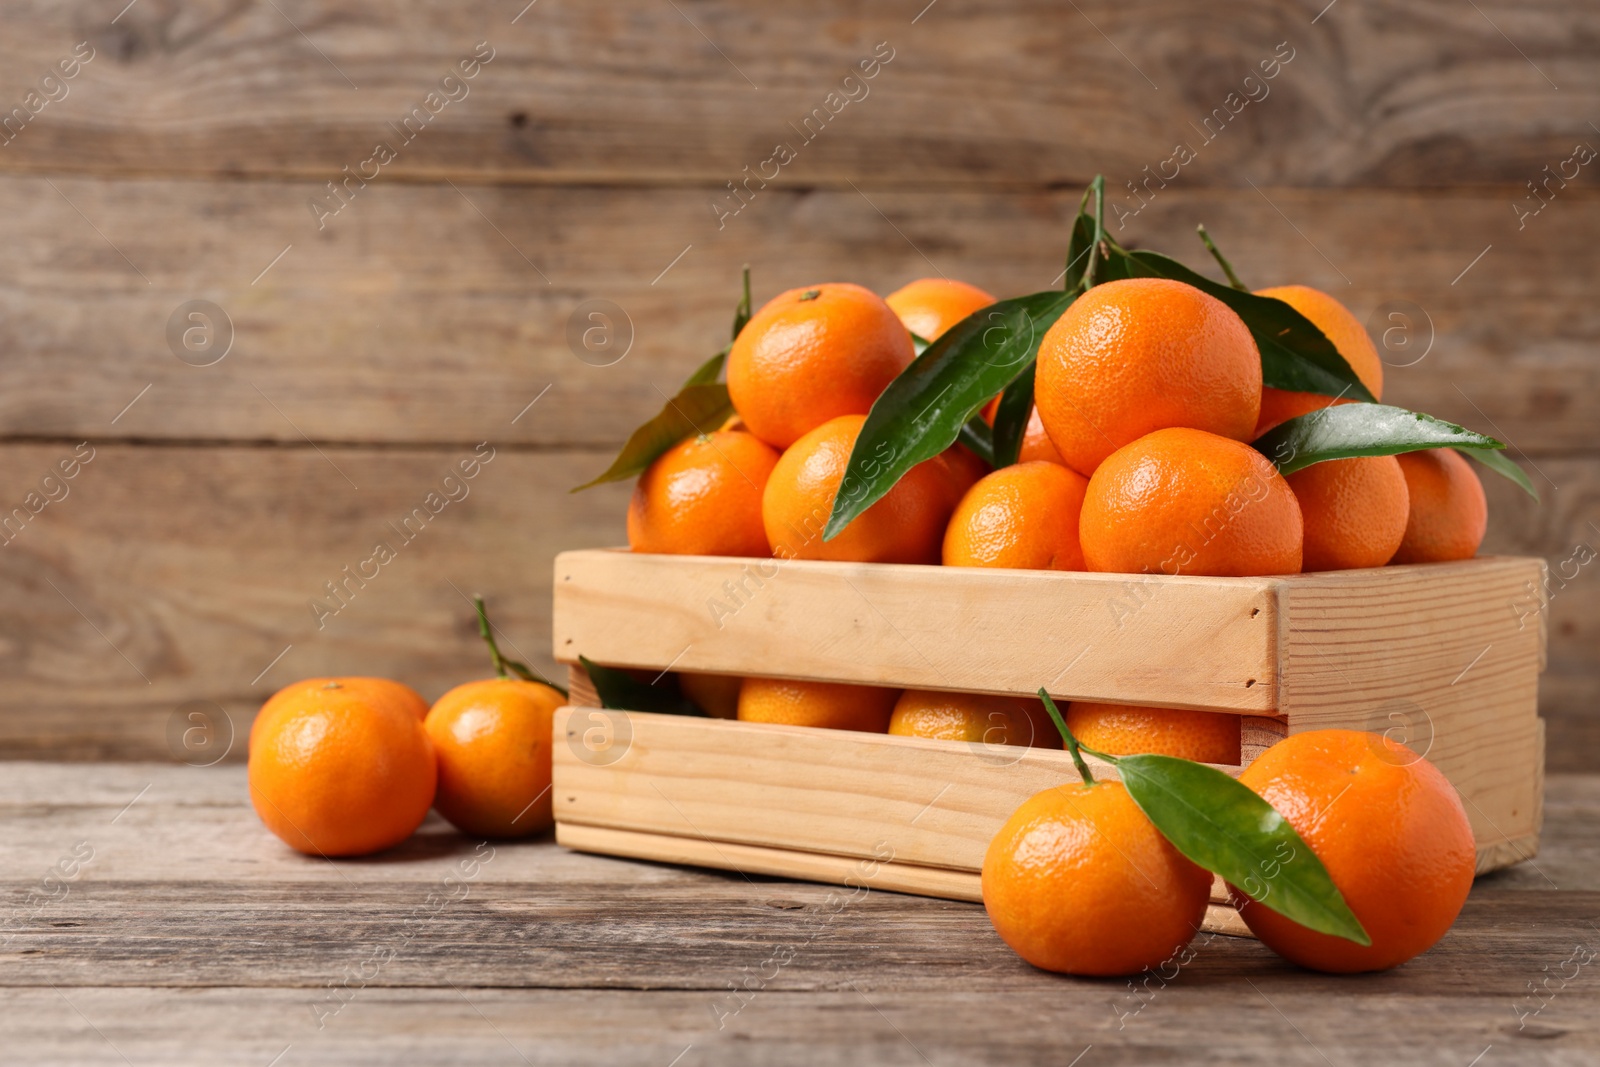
[549,550,1546,934]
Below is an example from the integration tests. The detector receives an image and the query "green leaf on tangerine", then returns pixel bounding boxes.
[572,380,733,491]
[578,655,707,717]
[1466,446,1539,501]
[1118,249,1377,402]
[731,266,753,342]
[1251,402,1504,475]
[990,362,1035,468]
[1116,753,1371,946]
[958,417,995,467]
[823,289,1075,539]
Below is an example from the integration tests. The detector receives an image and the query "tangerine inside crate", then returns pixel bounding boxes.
[549,549,1546,937]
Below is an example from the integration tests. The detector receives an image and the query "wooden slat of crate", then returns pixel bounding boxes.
[552,707,1117,874]
[552,822,1256,939]
[1276,556,1545,870]
[551,703,1540,884]
[554,549,1281,712]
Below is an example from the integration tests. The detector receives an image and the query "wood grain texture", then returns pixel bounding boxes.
[556,824,1259,939]
[552,706,1151,874]
[0,443,625,760]
[554,549,1282,712]
[1,447,1594,771]
[2,762,1597,1065]
[0,0,1596,775]
[0,1,1594,188]
[551,702,1536,887]
[0,178,1598,452]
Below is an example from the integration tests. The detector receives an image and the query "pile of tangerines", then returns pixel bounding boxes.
[247,603,567,856]
[628,273,1487,752]
[245,250,1488,982]
[622,271,1486,976]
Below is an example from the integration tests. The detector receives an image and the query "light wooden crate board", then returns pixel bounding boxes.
[550,551,1547,934]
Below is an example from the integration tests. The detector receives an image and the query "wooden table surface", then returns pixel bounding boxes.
[3,762,1596,1067]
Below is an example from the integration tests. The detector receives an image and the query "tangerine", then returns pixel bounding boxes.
[1080,427,1303,576]
[939,444,992,506]
[1066,701,1241,765]
[727,283,913,448]
[942,461,1088,571]
[1254,285,1384,437]
[251,676,428,753]
[1390,449,1487,564]
[889,689,1058,748]
[737,677,898,733]
[763,415,954,564]
[1035,278,1262,477]
[249,686,436,857]
[978,400,1067,466]
[983,779,1212,975]
[1287,455,1410,571]
[425,677,566,839]
[628,430,779,557]
[1231,729,1475,973]
[885,277,996,342]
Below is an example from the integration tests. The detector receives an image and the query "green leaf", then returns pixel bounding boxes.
[1117,249,1377,402]
[685,348,727,386]
[910,331,933,356]
[824,290,1075,539]
[958,417,995,466]
[571,381,733,491]
[1064,181,1112,293]
[990,363,1034,468]
[1466,446,1539,501]
[731,266,753,342]
[1196,224,1249,291]
[1252,402,1504,476]
[578,656,707,717]
[574,270,751,492]
[1116,753,1371,946]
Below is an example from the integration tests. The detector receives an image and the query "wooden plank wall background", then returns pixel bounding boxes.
[1,1,1596,768]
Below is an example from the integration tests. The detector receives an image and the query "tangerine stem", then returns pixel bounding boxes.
[1197,224,1248,291]
[1037,688,1104,786]
[1080,175,1107,292]
[474,595,512,679]
[473,596,565,693]
[733,265,753,341]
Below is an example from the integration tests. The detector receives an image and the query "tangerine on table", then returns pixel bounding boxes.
[1253,285,1384,437]
[983,779,1212,975]
[248,685,436,857]
[425,677,566,839]
[1035,277,1262,477]
[1287,455,1410,572]
[1230,729,1476,973]
[250,676,429,753]
[727,282,914,449]
[737,677,899,733]
[762,414,954,564]
[889,690,1059,748]
[628,430,779,557]
[1080,427,1303,577]
[884,277,996,342]
[942,461,1088,571]
[1390,449,1487,564]
[1066,701,1241,765]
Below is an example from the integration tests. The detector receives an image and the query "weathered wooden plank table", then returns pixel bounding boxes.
[3,762,1595,1066]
